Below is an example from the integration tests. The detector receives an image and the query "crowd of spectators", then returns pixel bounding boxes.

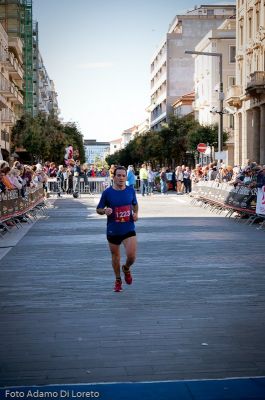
[1,159,264,198]
[0,160,47,197]
[0,159,112,198]
[127,161,265,196]
[191,161,265,190]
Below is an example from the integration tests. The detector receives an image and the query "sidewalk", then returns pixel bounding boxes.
[0,193,265,397]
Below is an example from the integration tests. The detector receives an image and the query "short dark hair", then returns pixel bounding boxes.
[114,166,126,176]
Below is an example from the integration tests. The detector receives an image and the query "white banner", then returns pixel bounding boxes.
[256,186,265,215]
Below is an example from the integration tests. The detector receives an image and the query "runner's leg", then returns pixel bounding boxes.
[108,242,121,279]
[123,236,137,269]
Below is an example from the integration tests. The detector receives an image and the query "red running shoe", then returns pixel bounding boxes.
[113,279,123,292]
[122,265,133,285]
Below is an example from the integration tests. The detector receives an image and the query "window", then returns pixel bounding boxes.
[228,76,236,87]
[256,10,260,30]
[229,114,234,129]
[248,15,252,39]
[240,23,244,46]
[229,46,236,63]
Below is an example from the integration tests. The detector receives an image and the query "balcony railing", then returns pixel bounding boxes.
[7,52,23,80]
[0,108,16,125]
[1,130,9,142]
[246,71,265,96]
[0,73,23,104]
[226,85,243,107]
[0,73,11,94]
[10,83,23,104]
[0,93,8,109]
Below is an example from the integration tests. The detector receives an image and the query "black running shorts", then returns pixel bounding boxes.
[107,231,136,245]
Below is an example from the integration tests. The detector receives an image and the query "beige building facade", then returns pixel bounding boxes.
[109,138,122,155]
[149,4,236,131]
[0,22,23,159]
[193,19,236,165]
[226,0,265,165]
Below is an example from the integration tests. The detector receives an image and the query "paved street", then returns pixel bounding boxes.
[0,193,265,388]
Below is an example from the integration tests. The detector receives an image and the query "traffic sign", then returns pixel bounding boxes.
[197,143,207,153]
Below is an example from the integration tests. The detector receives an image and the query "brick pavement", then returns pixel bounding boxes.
[0,193,265,387]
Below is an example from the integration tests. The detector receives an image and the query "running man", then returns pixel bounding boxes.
[96,166,138,292]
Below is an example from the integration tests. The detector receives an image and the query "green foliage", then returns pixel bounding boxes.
[11,112,85,164]
[187,123,217,150]
[105,114,228,168]
[94,156,109,170]
[63,122,85,163]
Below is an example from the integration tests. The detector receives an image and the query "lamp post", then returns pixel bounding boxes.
[185,50,224,157]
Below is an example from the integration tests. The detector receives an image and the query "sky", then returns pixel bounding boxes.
[33,0,235,142]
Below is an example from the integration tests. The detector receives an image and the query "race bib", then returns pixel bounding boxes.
[114,205,131,222]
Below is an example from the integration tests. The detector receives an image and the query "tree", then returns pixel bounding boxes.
[63,122,85,163]
[187,123,228,151]
[11,113,85,164]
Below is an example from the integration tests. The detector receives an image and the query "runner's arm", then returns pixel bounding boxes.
[97,207,112,216]
[132,204,138,221]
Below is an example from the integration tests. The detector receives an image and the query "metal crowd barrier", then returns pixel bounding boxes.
[190,181,265,228]
[191,181,257,210]
[46,177,111,196]
[0,184,46,237]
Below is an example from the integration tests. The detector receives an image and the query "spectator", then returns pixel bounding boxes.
[109,164,115,185]
[57,165,65,196]
[1,166,15,189]
[73,160,81,192]
[48,162,57,178]
[234,166,254,187]
[126,165,136,188]
[0,170,6,193]
[9,168,23,190]
[183,167,192,194]
[139,163,148,196]
[256,165,265,188]
[160,167,167,195]
[208,164,218,181]
[175,166,183,194]
[147,165,156,195]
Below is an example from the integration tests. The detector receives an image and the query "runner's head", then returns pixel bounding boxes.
[114,166,127,177]
[113,166,127,188]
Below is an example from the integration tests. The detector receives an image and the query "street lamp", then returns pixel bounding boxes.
[185,50,224,157]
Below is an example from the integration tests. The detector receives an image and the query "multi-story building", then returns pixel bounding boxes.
[84,139,110,165]
[0,0,34,115]
[121,125,138,148]
[137,118,149,135]
[109,138,122,155]
[33,22,58,117]
[193,18,236,165]
[172,92,195,118]
[0,22,23,159]
[226,0,265,165]
[0,0,58,118]
[0,0,59,160]
[148,4,236,131]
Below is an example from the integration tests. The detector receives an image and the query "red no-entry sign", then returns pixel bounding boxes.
[197,143,207,153]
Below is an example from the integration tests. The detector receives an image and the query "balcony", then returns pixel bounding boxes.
[10,84,23,104]
[226,85,243,108]
[246,71,265,97]
[0,108,15,125]
[6,52,23,80]
[0,73,11,96]
[8,37,23,63]
[0,93,8,109]
[150,111,167,127]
